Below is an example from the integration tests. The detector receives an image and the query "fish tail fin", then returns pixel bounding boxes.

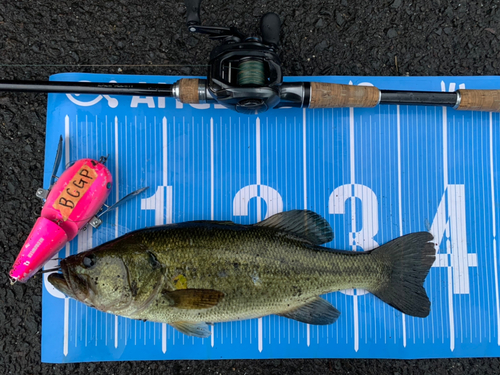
[369,232,435,318]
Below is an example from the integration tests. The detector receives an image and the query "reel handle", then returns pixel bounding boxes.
[260,12,280,46]
[185,0,202,26]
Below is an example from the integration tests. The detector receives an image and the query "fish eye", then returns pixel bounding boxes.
[82,254,97,269]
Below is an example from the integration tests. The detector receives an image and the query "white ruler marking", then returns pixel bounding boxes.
[63,115,70,356]
[349,103,359,353]
[302,108,311,346]
[397,105,407,347]
[210,117,215,347]
[114,116,119,349]
[490,112,500,345]
[256,117,263,353]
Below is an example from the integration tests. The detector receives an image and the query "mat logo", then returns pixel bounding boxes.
[66,80,119,108]
[174,101,228,111]
[129,87,229,110]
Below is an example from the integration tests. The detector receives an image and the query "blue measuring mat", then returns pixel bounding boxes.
[40,73,500,362]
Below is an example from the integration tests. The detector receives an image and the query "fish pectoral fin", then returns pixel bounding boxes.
[162,289,224,309]
[277,297,340,325]
[254,210,333,245]
[170,321,212,338]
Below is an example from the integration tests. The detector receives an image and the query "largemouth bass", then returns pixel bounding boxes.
[48,210,435,338]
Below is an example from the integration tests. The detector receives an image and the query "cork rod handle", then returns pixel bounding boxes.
[309,82,380,109]
[455,89,500,112]
[178,78,200,104]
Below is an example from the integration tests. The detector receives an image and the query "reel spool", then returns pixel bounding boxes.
[237,60,266,86]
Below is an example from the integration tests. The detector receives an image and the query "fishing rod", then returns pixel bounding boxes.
[0,0,499,115]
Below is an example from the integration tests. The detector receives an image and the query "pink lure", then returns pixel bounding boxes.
[9,158,112,283]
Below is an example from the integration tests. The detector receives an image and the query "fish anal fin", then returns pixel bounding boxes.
[277,297,340,325]
[162,288,224,309]
[170,321,212,338]
[255,210,333,245]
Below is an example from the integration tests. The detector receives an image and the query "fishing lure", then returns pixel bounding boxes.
[9,137,147,283]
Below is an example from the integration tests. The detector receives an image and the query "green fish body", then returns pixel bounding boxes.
[49,210,435,338]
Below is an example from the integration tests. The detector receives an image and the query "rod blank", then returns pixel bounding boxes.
[1,79,500,113]
[0,80,174,97]
[380,90,458,107]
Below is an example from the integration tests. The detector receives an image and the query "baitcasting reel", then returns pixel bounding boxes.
[183,0,283,114]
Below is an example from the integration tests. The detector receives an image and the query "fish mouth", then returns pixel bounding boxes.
[48,263,76,299]
[47,272,77,299]
[48,260,91,302]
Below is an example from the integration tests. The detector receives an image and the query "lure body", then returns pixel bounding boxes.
[9,158,112,283]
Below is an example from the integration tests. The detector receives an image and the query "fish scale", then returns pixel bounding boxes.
[137,225,374,323]
[49,210,435,338]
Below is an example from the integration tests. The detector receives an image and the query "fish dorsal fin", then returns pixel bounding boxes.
[254,210,333,245]
[161,289,224,309]
[170,321,212,338]
[277,297,340,325]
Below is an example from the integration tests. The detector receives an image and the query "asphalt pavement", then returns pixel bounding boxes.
[1,0,500,373]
